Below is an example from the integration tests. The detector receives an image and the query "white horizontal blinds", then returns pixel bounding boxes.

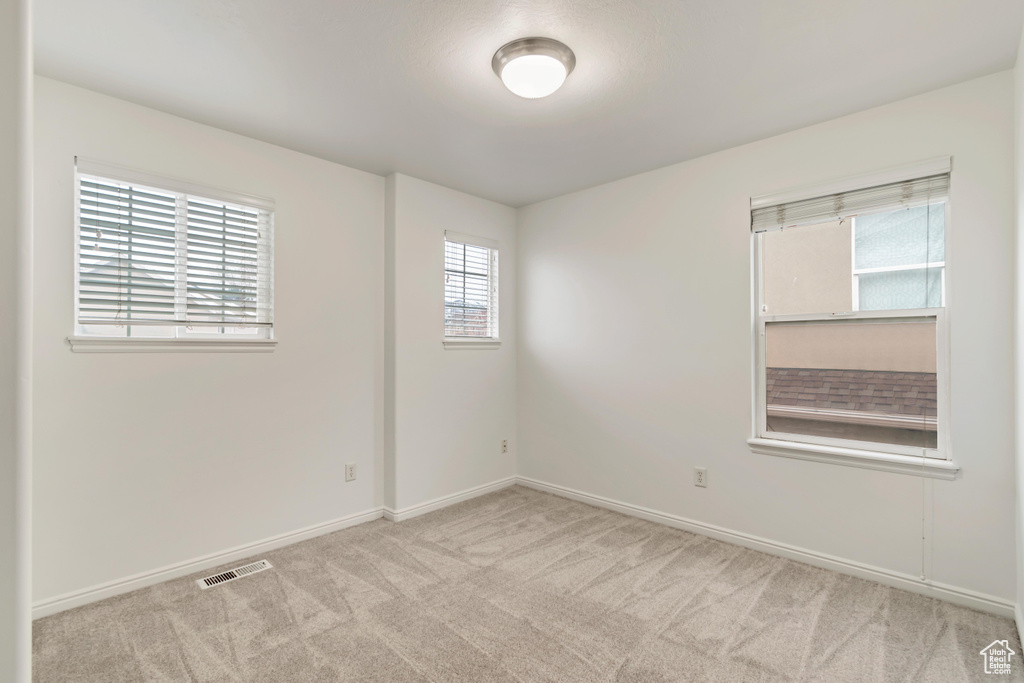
[185,196,273,327]
[751,173,950,233]
[78,175,182,324]
[444,237,498,338]
[77,171,273,328]
[487,248,498,336]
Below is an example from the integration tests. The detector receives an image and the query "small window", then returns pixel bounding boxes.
[75,161,274,341]
[751,170,949,463]
[444,231,498,341]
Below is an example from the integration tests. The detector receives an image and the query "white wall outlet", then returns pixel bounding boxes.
[502,439,508,454]
[345,463,357,482]
[694,467,707,487]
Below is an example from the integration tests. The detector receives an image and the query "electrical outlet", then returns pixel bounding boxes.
[345,463,357,482]
[502,439,508,454]
[694,467,707,488]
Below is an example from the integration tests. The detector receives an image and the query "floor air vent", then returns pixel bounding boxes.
[197,559,272,589]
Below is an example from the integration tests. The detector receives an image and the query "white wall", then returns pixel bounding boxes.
[1013,26,1024,634]
[386,173,517,511]
[0,1,31,678]
[33,77,384,604]
[518,72,1017,604]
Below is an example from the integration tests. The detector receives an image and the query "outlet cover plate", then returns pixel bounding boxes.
[694,467,707,487]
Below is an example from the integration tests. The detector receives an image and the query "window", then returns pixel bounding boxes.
[749,161,956,478]
[852,205,945,311]
[73,160,274,348]
[444,231,498,343]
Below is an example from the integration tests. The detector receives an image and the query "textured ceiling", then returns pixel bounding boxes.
[34,0,1024,207]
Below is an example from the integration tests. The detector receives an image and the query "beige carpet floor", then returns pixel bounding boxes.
[33,485,1022,682]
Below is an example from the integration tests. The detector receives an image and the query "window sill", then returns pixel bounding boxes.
[443,338,501,349]
[748,437,959,480]
[67,336,277,353]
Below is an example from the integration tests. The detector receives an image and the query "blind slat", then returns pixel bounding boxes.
[79,317,272,328]
[751,174,950,233]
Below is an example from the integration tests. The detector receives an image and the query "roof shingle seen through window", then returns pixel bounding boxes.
[766,367,937,417]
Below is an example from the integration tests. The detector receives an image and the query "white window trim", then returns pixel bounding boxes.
[67,336,277,353]
[72,159,276,352]
[444,230,498,251]
[747,437,959,480]
[443,230,500,347]
[442,338,501,349]
[749,186,957,479]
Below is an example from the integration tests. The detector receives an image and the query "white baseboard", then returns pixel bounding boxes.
[33,507,384,620]
[33,474,1016,623]
[517,476,1015,619]
[383,476,517,522]
[1016,603,1023,645]
[35,476,517,620]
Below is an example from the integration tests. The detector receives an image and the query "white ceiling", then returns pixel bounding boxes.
[35,0,1024,207]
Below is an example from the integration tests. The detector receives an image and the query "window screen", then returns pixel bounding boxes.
[763,320,938,449]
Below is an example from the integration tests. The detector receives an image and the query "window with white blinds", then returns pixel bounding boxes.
[75,163,274,338]
[749,160,953,473]
[444,231,498,340]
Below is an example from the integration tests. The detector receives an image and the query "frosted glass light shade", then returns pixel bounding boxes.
[500,55,567,99]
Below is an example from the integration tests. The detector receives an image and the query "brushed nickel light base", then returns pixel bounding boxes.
[492,37,576,80]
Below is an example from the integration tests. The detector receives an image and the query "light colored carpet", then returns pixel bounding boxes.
[33,485,1022,682]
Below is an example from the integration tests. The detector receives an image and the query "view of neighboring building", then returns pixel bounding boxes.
[762,204,943,448]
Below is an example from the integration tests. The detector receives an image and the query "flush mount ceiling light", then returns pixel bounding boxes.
[492,37,576,99]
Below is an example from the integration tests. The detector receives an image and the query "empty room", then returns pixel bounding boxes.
[5,0,1024,680]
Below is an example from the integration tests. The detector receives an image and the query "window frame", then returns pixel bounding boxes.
[442,230,500,349]
[748,163,957,479]
[69,158,276,353]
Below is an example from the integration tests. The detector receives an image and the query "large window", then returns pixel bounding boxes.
[750,163,954,476]
[74,161,274,342]
[444,231,498,342]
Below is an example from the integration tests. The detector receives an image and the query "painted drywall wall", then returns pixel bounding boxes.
[33,77,384,603]
[0,1,31,678]
[517,72,1017,602]
[383,176,398,510]
[386,173,517,511]
[1014,25,1024,634]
